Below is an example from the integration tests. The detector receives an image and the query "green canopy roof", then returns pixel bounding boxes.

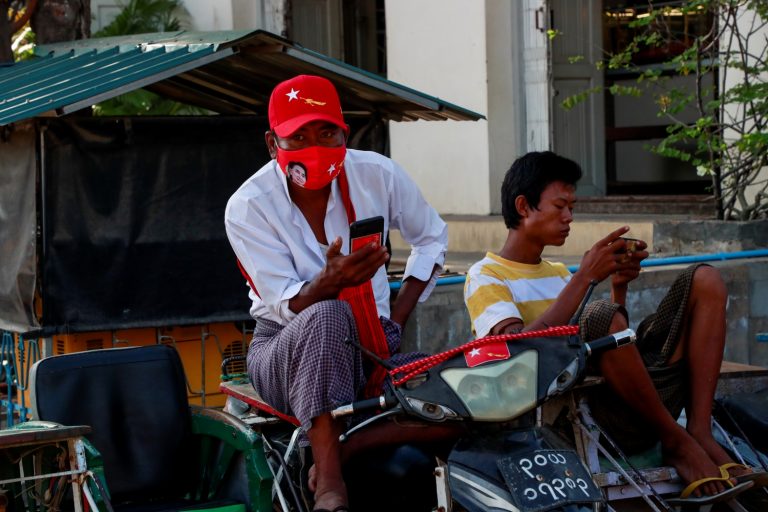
[0,30,484,126]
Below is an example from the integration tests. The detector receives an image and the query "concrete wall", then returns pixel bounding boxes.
[399,259,768,368]
[486,1,527,214]
[182,0,233,30]
[385,0,492,215]
[653,219,768,255]
[385,0,553,215]
[181,0,286,34]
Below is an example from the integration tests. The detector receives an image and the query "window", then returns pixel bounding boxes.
[602,0,714,194]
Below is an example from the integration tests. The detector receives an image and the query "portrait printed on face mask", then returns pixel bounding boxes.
[277,145,347,190]
[287,162,307,186]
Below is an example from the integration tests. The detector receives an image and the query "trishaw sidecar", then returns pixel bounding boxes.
[2,344,274,512]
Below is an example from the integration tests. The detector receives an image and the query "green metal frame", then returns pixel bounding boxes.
[189,406,273,512]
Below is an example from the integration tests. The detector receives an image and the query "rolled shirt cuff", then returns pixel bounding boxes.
[276,280,307,323]
[403,249,445,303]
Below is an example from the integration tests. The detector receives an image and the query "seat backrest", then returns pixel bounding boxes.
[29,344,195,505]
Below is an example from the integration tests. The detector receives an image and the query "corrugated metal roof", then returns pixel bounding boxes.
[0,30,484,126]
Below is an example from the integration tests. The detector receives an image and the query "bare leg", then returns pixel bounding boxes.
[597,313,727,496]
[308,419,462,495]
[306,413,347,511]
[672,266,747,477]
[339,419,463,461]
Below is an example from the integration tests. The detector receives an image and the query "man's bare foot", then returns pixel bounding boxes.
[688,425,749,480]
[313,492,347,511]
[308,464,317,492]
[313,485,347,511]
[662,426,728,497]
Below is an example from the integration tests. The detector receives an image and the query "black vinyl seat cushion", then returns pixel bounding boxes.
[31,345,197,507]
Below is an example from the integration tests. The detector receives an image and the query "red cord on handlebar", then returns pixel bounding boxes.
[389,325,579,387]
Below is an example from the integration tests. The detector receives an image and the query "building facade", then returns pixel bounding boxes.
[89,0,766,216]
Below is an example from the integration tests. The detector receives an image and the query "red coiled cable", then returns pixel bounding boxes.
[389,325,579,387]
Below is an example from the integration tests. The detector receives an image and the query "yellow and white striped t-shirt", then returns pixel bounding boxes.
[464,253,572,337]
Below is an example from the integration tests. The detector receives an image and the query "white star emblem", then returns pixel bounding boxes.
[286,88,299,101]
[327,163,336,175]
[469,348,481,357]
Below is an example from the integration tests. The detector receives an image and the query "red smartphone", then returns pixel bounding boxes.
[349,216,384,253]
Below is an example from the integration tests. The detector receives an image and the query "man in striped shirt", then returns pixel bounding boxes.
[464,151,752,499]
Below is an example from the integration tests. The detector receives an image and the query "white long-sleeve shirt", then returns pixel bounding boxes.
[225,149,448,326]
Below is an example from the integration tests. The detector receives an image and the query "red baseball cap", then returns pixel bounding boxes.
[268,75,348,137]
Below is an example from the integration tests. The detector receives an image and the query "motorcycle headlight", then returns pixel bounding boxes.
[439,350,538,421]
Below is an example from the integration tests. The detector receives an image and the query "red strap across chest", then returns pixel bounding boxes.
[336,169,391,398]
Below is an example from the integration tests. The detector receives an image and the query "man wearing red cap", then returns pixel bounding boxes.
[225,75,449,511]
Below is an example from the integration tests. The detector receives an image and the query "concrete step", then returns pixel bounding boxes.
[717,361,768,398]
[576,195,716,217]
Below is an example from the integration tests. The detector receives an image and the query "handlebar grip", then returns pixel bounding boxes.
[331,396,389,419]
[584,328,636,357]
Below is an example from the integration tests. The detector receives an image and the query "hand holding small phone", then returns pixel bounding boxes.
[617,237,641,263]
[611,235,649,288]
[329,215,387,285]
[349,216,385,253]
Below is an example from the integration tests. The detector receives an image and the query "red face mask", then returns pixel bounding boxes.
[276,145,347,190]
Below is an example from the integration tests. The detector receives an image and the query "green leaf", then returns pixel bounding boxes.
[93,0,183,37]
[546,29,562,40]
[560,86,603,111]
[608,84,642,97]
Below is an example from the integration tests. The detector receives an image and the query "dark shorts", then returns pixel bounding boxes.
[579,264,706,454]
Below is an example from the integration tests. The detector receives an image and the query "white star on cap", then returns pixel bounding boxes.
[469,348,481,357]
[327,163,336,175]
[286,88,299,101]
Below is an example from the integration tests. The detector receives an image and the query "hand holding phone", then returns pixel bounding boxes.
[349,216,385,253]
[617,237,641,263]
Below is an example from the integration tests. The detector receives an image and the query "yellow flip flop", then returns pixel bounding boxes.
[680,475,733,500]
[666,476,753,506]
[720,462,768,488]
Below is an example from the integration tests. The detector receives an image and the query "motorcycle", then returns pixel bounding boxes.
[221,286,646,512]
